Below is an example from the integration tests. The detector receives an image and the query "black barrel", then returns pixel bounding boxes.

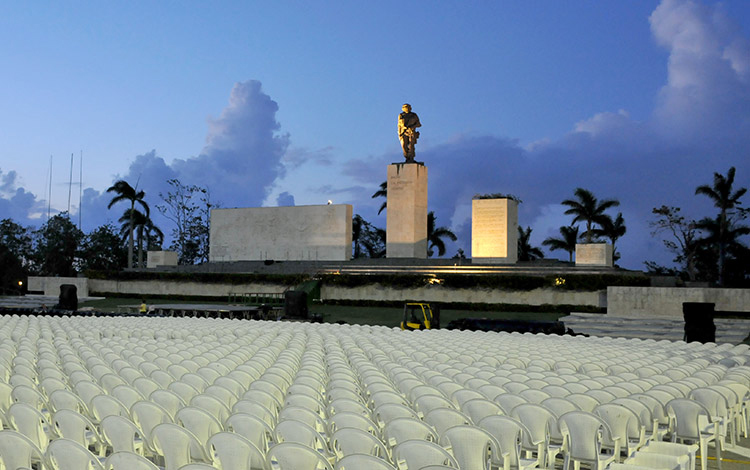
[284,291,308,319]
[57,284,78,311]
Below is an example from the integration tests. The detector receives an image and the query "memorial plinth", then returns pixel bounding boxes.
[575,243,613,267]
[386,163,428,258]
[471,198,518,264]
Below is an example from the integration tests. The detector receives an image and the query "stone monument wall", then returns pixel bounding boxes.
[575,243,613,267]
[471,198,518,264]
[147,251,179,268]
[209,204,353,262]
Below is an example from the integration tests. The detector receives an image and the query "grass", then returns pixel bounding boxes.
[80,296,566,327]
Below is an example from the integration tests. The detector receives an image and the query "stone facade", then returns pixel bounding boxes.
[607,286,750,318]
[575,243,613,267]
[471,198,519,264]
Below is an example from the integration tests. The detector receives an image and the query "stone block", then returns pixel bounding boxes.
[576,243,613,266]
[471,198,518,264]
[386,163,428,258]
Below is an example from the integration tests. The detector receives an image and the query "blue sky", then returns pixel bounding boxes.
[1,0,749,270]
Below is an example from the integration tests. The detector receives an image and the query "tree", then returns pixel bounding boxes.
[372,181,387,215]
[427,212,457,258]
[0,218,33,269]
[518,226,545,261]
[561,188,620,243]
[352,214,386,258]
[107,180,149,269]
[157,179,216,265]
[118,209,163,268]
[542,225,580,262]
[31,213,83,277]
[594,212,627,262]
[649,206,701,281]
[695,167,748,285]
[78,223,128,272]
[694,214,750,285]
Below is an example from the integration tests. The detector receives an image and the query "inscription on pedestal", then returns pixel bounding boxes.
[386,163,428,258]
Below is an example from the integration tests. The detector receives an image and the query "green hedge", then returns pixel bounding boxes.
[320,298,605,314]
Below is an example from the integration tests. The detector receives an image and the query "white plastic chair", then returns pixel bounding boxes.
[265,442,333,470]
[225,412,274,453]
[0,429,46,470]
[666,398,720,470]
[392,439,458,470]
[593,403,644,459]
[511,402,562,468]
[100,415,145,455]
[333,453,395,469]
[331,427,388,460]
[423,408,472,437]
[104,451,160,469]
[151,422,210,470]
[8,402,54,452]
[382,417,438,448]
[478,415,538,470]
[327,411,379,435]
[45,437,105,470]
[373,403,420,428]
[52,409,106,457]
[206,431,269,470]
[440,425,500,470]
[175,406,223,456]
[495,393,528,414]
[233,400,277,428]
[274,419,332,459]
[638,441,697,470]
[557,410,618,470]
[130,400,173,456]
[461,398,503,424]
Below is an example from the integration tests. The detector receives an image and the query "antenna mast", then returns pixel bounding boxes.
[46,155,53,221]
[67,153,74,215]
[78,150,83,229]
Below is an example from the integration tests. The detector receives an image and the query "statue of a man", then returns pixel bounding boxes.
[398,103,421,163]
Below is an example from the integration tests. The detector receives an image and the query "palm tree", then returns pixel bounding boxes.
[518,226,545,261]
[118,209,163,268]
[542,225,580,262]
[107,180,149,269]
[352,214,364,259]
[695,167,747,286]
[561,188,620,243]
[427,212,457,257]
[372,181,387,215]
[594,212,627,262]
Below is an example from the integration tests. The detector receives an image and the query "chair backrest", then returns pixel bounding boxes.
[333,453,396,470]
[460,398,503,424]
[190,394,231,424]
[265,442,334,470]
[331,427,388,460]
[225,412,274,452]
[373,403,419,427]
[511,403,555,449]
[666,398,711,441]
[90,395,130,423]
[8,402,51,451]
[689,387,728,417]
[541,397,579,417]
[149,389,185,420]
[104,451,160,470]
[174,406,222,449]
[565,393,599,412]
[45,437,104,470]
[392,439,459,469]
[477,415,526,467]
[100,415,143,454]
[151,422,209,470]
[207,431,268,470]
[440,425,498,470]
[274,419,330,457]
[382,417,438,447]
[52,409,103,449]
[494,393,527,413]
[424,408,472,437]
[558,411,613,462]
[327,411,378,435]
[593,403,640,450]
[0,429,45,470]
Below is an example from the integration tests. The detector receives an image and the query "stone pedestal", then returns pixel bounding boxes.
[386,163,428,258]
[575,243,613,267]
[471,198,518,264]
[147,251,179,268]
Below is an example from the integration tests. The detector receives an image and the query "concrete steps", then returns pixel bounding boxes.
[560,313,750,344]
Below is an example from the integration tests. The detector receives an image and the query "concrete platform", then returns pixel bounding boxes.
[561,312,750,344]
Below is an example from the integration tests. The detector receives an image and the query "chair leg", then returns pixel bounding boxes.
[700,439,707,470]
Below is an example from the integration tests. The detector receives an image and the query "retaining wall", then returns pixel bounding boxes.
[607,286,750,318]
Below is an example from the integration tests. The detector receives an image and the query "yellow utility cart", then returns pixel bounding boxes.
[401,302,436,330]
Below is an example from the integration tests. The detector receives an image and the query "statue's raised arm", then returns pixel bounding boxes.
[398,103,421,163]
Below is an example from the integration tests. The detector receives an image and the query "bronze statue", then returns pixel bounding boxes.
[398,103,421,162]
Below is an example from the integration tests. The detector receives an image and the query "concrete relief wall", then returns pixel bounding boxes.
[27,277,89,297]
[209,204,353,262]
